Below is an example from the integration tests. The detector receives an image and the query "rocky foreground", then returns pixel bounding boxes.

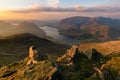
[0,58,57,80]
[0,45,120,80]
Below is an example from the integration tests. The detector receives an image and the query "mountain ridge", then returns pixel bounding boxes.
[56,16,120,41]
[0,44,119,80]
[0,33,69,66]
[0,21,49,39]
[79,40,120,55]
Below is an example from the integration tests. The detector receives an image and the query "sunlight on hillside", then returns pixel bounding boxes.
[79,40,120,55]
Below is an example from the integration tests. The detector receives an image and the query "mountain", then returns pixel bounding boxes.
[0,58,57,80]
[0,45,119,80]
[17,22,46,38]
[79,40,120,55]
[56,16,120,41]
[0,33,69,66]
[0,21,16,36]
[0,21,48,39]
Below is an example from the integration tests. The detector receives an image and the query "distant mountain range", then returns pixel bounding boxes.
[0,18,119,80]
[0,21,47,39]
[56,16,120,41]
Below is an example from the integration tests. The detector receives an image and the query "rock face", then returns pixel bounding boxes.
[0,58,57,80]
[56,16,120,41]
[56,45,78,63]
[55,45,119,80]
[82,48,102,61]
[101,57,120,80]
[0,45,119,80]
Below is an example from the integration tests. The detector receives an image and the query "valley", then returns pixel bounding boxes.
[0,0,120,80]
[0,16,120,80]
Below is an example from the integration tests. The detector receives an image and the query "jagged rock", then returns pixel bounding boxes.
[100,57,120,80]
[0,58,57,80]
[94,67,104,80]
[83,48,93,60]
[55,46,96,80]
[82,48,102,60]
[102,69,113,80]
[0,44,119,80]
[56,45,78,63]
[94,67,113,80]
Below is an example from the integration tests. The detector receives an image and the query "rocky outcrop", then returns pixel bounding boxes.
[82,48,103,62]
[101,57,120,80]
[0,44,120,80]
[0,58,57,80]
[56,45,78,63]
[94,67,104,80]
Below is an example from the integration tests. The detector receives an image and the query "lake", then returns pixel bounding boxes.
[40,26,79,45]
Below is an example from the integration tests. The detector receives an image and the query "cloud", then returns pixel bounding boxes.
[74,4,81,9]
[46,0,59,8]
[2,5,120,20]
[10,5,120,13]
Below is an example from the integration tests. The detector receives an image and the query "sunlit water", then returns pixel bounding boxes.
[40,26,79,45]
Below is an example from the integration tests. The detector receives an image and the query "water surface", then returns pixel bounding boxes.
[40,26,79,45]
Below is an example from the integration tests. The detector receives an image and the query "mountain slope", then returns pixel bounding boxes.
[0,58,57,80]
[79,40,120,55]
[0,45,120,80]
[56,16,120,41]
[0,33,69,66]
[17,22,46,38]
[0,21,47,39]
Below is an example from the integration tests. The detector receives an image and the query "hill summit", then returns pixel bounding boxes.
[0,45,120,80]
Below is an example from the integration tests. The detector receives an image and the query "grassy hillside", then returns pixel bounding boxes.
[79,40,120,55]
[0,33,69,66]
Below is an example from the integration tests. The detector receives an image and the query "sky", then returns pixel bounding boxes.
[0,0,120,20]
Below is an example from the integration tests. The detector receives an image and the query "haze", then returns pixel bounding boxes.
[0,0,120,20]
